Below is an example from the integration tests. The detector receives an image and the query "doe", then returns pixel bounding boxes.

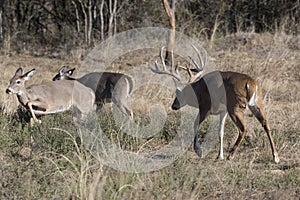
[6,68,95,124]
[53,66,134,118]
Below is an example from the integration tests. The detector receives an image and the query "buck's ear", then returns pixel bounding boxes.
[175,88,183,97]
[59,66,67,75]
[172,78,184,89]
[15,68,23,76]
[23,69,36,80]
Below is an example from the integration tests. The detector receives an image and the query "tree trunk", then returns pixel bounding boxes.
[163,0,176,67]
[108,0,117,37]
[87,0,92,46]
[99,0,105,40]
[79,0,88,45]
[72,1,80,38]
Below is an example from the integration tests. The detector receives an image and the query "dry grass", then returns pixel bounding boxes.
[0,32,299,199]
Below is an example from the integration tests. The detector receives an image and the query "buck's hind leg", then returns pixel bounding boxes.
[249,105,279,163]
[113,93,132,118]
[112,85,133,119]
[228,107,247,160]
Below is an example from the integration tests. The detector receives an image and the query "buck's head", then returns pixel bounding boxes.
[6,68,35,95]
[52,66,75,81]
[172,84,198,110]
[150,45,206,110]
[171,88,185,110]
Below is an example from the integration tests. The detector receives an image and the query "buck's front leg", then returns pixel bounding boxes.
[193,113,203,158]
[193,109,210,159]
[217,112,228,160]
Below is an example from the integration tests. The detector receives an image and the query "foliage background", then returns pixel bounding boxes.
[0,0,299,55]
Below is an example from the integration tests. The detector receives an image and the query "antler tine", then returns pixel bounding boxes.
[184,64,193,83]
[160,46,168,72]
[176,64,195,83]
[160,46,175,73]
[191,44,207,70]
[187,56,202,72]
[172,45,206,83]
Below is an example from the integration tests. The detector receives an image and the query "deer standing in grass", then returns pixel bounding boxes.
[152,0,279,163]
[52,66,134,118]
[6,68,95,124]
[151,46,280,163]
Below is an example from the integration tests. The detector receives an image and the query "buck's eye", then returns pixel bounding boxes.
[16,80,21,84]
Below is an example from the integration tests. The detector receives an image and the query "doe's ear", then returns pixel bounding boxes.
[59,66,68,75]
[23,69,36,80]
[67,68,76,76]
[15,68,23,76]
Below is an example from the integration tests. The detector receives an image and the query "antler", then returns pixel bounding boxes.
[150,45,206,83]
[150,46,181,81]
[177,45,206,83]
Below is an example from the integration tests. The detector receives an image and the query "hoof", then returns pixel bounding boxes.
[227,154,234,161]
[129,112,134,120]
[30,118,41,126]
[217,155,224,160]
[274,155,280,164]
[194,148,203,158]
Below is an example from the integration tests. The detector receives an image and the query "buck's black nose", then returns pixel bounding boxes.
[6,89,11,94]
[171,104,180,110]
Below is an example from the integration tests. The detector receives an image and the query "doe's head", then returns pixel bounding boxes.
[52,66,75,81]
[6,68,35,95]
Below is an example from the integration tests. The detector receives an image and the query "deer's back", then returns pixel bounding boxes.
[27,80,73,102]
[190,71,259,112]
[77,72,133,101]
[27,80,94,113]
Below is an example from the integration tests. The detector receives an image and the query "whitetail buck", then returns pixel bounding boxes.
[52,66,133,118]
[6,68,95,124]
[150,46,280,163]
